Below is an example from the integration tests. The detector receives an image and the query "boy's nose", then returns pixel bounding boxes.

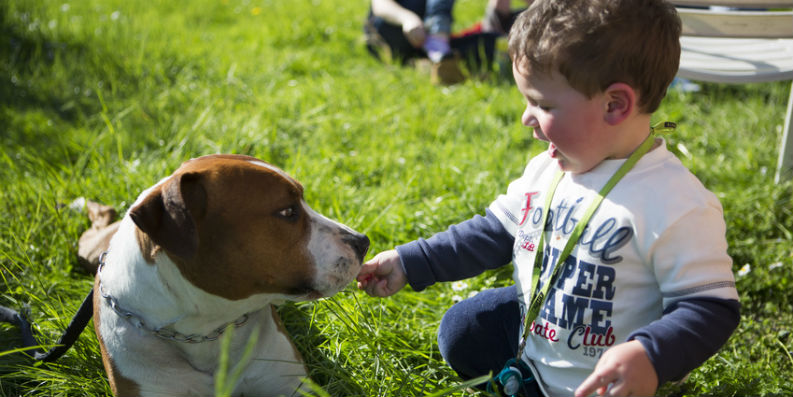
[522,105,539,127]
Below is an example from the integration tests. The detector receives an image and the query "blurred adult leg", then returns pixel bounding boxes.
[424,0,454,36]
[365,0,427,62]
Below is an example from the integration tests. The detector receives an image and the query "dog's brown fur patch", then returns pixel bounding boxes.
[130,155,316,301]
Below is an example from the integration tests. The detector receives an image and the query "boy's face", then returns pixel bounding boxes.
[513,62,613,174]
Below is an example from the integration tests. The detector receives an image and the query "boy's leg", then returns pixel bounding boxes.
[437,285,520,380]
[439,285,544,396]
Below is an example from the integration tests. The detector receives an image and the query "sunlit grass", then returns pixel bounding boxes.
[1,0,792,396]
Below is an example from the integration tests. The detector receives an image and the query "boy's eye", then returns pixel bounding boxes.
[535,101,552,111]
[527,98,551,111]
[531,102,551,111]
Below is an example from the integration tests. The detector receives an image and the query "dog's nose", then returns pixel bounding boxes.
[343,232,370,263]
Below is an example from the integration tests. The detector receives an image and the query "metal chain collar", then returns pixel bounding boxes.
[97,251,250,343]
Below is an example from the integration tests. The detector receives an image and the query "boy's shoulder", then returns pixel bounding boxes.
[625,138,719,205]
[611,139,726,232]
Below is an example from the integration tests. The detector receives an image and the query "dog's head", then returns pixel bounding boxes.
[127,154,369,301]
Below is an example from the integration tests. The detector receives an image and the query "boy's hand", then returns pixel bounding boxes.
[575,340,658,397]
[356,250,407,297]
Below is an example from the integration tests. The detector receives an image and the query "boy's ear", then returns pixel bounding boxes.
[603,82,636,126]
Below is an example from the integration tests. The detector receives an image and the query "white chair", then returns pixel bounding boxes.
[673,0,793,183]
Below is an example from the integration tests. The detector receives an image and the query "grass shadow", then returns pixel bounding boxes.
[0,2,97,124]
[0,1,191,159]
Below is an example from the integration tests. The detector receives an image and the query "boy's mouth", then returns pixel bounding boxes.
[548,143,560,159]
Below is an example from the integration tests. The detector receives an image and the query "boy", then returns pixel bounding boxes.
[357,0,741,396]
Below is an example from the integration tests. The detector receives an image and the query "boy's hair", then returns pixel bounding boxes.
[508,0,681,113]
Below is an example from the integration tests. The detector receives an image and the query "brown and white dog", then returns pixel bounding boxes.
[86,154,369,396]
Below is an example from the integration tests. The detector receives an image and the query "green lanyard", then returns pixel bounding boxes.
[516,122,675,358]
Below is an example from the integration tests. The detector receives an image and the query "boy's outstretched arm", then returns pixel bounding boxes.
[357,250,407,297]
[358,209,514,296]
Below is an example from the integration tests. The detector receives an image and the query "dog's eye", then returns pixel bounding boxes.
[277,205,299,220]
[278,207,293,217]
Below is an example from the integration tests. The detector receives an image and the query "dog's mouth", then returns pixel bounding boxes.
[288,257,362,301]
[286,283,323,300]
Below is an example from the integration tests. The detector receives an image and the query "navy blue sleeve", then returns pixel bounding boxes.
[395,208,514,291]
[628,297,741,385]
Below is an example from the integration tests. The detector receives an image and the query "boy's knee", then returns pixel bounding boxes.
[437,300,471,356]
[437,286,520,379]
[438,300,479,376]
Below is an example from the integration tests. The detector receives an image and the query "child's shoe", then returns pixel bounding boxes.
[431,54,466,85]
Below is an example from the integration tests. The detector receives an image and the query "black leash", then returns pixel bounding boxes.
[0,289,94,363]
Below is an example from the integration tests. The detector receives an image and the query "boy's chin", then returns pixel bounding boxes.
[558,159,597,174]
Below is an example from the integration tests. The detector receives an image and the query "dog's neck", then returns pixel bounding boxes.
[100,216,281,338]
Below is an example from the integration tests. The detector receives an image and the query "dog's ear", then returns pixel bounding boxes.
[129,172,207,261]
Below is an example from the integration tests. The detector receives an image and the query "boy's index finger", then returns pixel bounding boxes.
[357,260,378,277]
[575,373,612,397]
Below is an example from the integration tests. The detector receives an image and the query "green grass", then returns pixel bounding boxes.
[1,0,792,395]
